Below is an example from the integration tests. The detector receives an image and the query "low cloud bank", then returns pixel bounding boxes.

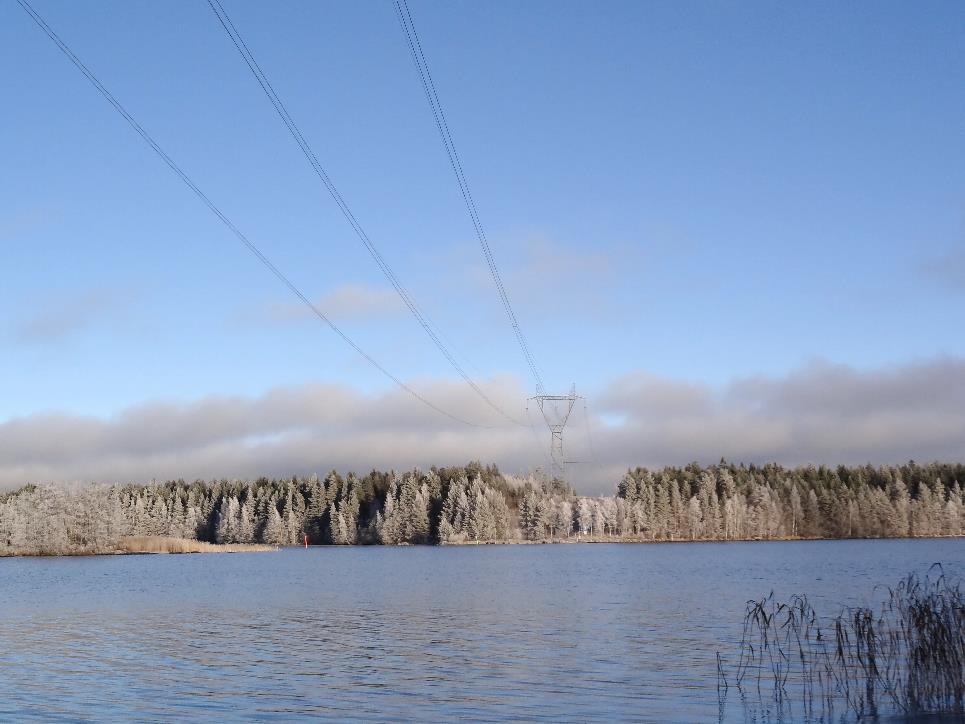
[596,357,965,479]
[2,357,963,494]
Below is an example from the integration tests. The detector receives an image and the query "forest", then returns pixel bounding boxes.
[1,461,963,555]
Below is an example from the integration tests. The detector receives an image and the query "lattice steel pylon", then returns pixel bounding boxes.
[528,384,582,482]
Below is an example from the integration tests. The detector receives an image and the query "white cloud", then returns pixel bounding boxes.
[252,283,403,324]
[449,233,634,321]
[1,357,963,495]
[597,357,965,472]
[12,289,117,344]
[0,376,541,490]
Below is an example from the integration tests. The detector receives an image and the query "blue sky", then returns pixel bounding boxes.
[1,1,963,488]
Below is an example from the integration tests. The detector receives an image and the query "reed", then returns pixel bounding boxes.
[117,536,276,554]
[720,566,964,720]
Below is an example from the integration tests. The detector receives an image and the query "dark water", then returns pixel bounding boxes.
[0,539,960,721]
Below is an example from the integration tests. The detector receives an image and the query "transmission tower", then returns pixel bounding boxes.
[528,385,582,482]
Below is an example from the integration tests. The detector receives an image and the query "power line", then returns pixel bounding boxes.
[393,0,546,396]
[15,0,489,430]
[205,0,524,427]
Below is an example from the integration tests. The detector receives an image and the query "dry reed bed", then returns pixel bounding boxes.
[118,536,276,554]
[719,566,964,720]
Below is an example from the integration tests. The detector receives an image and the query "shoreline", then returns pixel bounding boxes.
[0,536,278,557]
[441,533,965,546]
[117,536,278,554]
[2,534,961,558]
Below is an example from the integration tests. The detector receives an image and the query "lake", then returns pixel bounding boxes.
[0,539,960,721]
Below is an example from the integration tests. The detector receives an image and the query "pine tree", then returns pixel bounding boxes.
[262,501,286,545]
[237,496,255,542]
[789,483,803,537]
[304,474,326,544]
[653,483,671,540]
[215,496,239,543]
[617,472,639,502]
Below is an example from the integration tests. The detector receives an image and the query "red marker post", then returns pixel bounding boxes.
[304,533,309,549]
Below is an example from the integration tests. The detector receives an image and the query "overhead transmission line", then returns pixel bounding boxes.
[393,0,546,397]
[205,0,523,427]
[15,0,489,429]
[393,0,556,475]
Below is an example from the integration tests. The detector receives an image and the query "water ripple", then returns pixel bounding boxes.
[0,540,960,721]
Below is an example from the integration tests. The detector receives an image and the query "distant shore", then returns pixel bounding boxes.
[4,462,963,555]
[2,534,962,558]
[439,533,965,546]
[0,537,278,557]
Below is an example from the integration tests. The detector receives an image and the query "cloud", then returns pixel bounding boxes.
[1,357,964,495]
[0,375,540,491]
[596,357,965,475]
[13,290,116,344]
[451,233,632,321]
[250,283,403,325]
[921,249,965,292]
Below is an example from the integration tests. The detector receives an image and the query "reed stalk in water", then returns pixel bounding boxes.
[721,566,964,720]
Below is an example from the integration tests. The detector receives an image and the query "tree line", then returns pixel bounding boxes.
[0,461,962,555]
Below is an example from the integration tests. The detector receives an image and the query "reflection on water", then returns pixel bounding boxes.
[0,540,959,721]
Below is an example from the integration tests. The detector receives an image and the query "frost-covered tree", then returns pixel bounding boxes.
[262,501,286,545]
[215,496,240,544]
[2,461,962,555]
[237,496,255,543]
[375,472,431,545]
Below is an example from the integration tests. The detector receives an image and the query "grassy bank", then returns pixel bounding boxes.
[117,536,276,554]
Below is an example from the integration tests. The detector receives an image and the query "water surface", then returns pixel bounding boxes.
[0,539,959,721]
